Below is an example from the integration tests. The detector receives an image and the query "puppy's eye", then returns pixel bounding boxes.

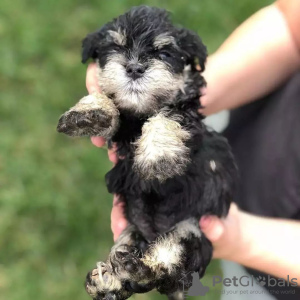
[159,51,171,61]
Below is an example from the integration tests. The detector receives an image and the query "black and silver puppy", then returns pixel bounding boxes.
[57,6,238,300]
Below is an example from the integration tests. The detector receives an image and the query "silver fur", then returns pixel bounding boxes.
[133,113,191,181]
[153,33,178,49]
[108,29,127,46]
[96,57,184,114]
[57,93,119,138]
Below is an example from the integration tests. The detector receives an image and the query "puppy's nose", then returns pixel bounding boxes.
[126,63,145,79]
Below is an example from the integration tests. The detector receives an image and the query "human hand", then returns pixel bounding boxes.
[199,203,247,261]
[111,202,245,253]
[111,195,127,241]
[86,62,118,164]
[86,63,125,239]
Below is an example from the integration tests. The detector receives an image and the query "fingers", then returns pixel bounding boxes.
[91,136,106,147]
[200,215,224,243]
[87,64,123,239]
[200,215,227,259]
[108,144,118,164]
[111,195,127,241]
[86,63,119,164]
[86,64,124,239]
[86,63,101,94]
[87,63,106,146]
[198,86,208,115]
[90,138,119,164]
[199,203,241,259]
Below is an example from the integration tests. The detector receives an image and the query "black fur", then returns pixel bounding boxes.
[82,6,206,73]
[60,5,238,300]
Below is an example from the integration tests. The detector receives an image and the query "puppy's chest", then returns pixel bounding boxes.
[111,113,146,154]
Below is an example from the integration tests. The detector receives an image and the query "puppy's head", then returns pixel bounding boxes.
[82,6,207,114]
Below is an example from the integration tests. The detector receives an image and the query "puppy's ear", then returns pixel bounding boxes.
[177,28,207,71]
[81,31,102,63]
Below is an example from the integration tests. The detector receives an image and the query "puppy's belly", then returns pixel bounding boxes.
[106,156,202,239]
[125,189,201,240]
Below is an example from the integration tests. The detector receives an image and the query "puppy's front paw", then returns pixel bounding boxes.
[133,114,191,181]
[57,93,119,138]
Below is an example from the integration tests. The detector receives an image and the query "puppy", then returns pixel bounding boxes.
[57,6,238,300]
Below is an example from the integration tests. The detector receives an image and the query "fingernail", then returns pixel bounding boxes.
[200,215,212,229]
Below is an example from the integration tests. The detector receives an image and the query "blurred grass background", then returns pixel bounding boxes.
[0,0,273,299]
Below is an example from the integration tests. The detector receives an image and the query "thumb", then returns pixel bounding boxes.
[199,204,241,260]
[200,215,225,243]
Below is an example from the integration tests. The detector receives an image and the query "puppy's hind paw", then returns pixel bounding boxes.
[85,261,132,300]
[57,93,119,138]
[109,245,154,290]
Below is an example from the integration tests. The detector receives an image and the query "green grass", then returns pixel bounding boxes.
[0,0,272,299]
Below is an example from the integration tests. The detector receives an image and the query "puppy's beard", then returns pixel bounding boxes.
[96,55,184,114]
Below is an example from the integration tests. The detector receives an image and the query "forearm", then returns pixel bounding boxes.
[233,212,300,279]
[201,3,300,115]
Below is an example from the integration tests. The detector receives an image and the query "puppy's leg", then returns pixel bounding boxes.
[106,219,212,298]
[85,225,151,300]
[142,218,212,296]
[108,225,155,292]
[133,113,191,181]
[57,92,119,138]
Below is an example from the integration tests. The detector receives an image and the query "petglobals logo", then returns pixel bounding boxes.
[178,273,298,298]
[212,275,298,288]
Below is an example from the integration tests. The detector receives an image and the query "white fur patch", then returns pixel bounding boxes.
[68,93,117,114]
[97,262,122,291]
[142,236,183,275]
[133,113,191,181]
[96,57,184,114]
[108,29,126,46]
[175,219,201,239]
[154,33,178,49]
[210,160,216,172]
[86,262,122,297]
[141,218,200,277]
